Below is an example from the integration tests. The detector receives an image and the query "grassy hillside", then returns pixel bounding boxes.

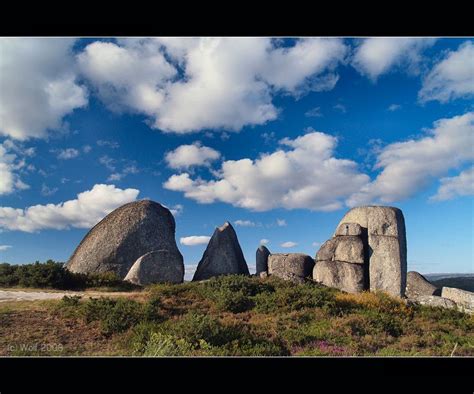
[1,275,473,356]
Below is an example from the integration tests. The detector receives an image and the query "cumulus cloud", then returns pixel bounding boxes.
[0,245,12,251]
[180,236,211,246]
[348,112,474,206]
[0,140,32,195]
[165,143,221,169]
[78,37,347,134]
[281,241,297,248]
[57,148,80,160]
[164,129,369,212]
[430,166,474,201]
[305,106,323,117]
[97,140,120,149]
[107,165,139,182]
[234,220,256,227]
[0,38,88,140]
[0,184,139,232]
[352,37,436,81]
[419,41,474,103]
[276,219,287,227]
[260,239,270,245]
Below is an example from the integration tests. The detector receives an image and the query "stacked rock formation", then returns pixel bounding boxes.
[256,245,270,275]
[192,222,249,281]
[268,253,314,283]
[314,206,407,297]
[314,222,367,293]
[66,200,184,284]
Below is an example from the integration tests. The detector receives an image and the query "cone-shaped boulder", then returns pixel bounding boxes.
[66,200,184,280]
[192,222,249,281]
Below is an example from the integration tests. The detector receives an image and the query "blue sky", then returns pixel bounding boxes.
[1,37,473,278]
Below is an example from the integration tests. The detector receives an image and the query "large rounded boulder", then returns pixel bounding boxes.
[66,200,184,280]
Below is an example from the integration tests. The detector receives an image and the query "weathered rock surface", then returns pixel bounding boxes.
[124,250,184,285]
[336,206,407,297]
[334,236,365,264]
[256,245,271,274]
[335,222,363,236]
[66,200,184,279]
[192,222,249,281]
[441,287,474,314]
[268,253,314,283]
[313,260,365,293]
[408,295,457,310]
[405,271,439,299]
[315,238,338,262]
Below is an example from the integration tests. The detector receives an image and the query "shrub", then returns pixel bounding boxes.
[143,332,198,356]
[254,281,336,313]
[61,295,82,307]
[81,297,144,335]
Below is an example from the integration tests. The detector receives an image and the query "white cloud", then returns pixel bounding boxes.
[0,38,88,140]
[276,219,287,227]
[305,106,323,117]
[348,112,474,205]
[41,183,58,196]
[169,204,184,216]
[97,140,119,149]
[234,220,256,227]
[0,184,139,232]
[312,241,321,247]
[78,38,347,134]
[333,103,347,113]
[165,143,221,169]
[107,165,139,182]
[164,129,369,212]
[0,140,31,195]
[430,166,474,201]
[99,155,116,171]
[281,241,297,248]
[57,148,80,160]
[352,37,436,81]
[419,41,474,103]
[180,236,211,246]
[0,245,12,251]
[388,104,401,111]
[260,239,270,245]
[83,145,92,153]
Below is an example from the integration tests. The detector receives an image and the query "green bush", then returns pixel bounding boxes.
[81,297,144,335]
[0,261,140,291]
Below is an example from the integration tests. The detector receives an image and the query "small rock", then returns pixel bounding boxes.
[334,222,363,236]
[259,271,268,279]
[268,253,314,282]
[405,271,439,298]
[256,245,271,274]
[408,295,457,310]
[441,287,474,314]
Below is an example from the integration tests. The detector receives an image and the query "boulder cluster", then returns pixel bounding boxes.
[65,200,473,314]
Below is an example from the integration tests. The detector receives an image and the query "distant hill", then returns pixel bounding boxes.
[424,273,474,281]
[428,276,474,292]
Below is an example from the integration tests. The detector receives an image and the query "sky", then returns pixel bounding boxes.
[0,37,473,279]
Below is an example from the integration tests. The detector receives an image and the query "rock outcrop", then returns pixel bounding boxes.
[256,245,270,275]
[124,250,184,285]
[66,200,184,280]
[268,253,314,283]
[407,295,457,310]
[441,287,474,314]
[405,271,439,299]
[334,206,407,297]
[192,222,249,281]
[313,260,365,293]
